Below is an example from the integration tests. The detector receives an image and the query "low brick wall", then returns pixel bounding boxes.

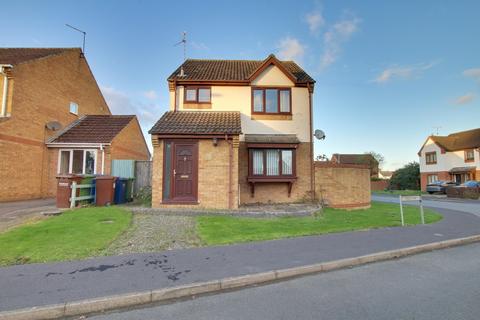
[371,180,389,191]
[314,162,371,209]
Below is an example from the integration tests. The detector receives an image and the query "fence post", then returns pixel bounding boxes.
[70,181,77,209]
[419,198,425,225]
[399,195,404,226]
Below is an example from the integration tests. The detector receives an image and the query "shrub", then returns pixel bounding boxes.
[134,186,152,207]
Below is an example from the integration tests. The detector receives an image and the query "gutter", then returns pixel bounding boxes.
[45,142,111,148]
[0,64,13,117]
[225,134,233,209]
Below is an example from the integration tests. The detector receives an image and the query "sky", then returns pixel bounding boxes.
[1,0,480,170]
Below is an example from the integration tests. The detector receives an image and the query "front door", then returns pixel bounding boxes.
[172,142,198,202]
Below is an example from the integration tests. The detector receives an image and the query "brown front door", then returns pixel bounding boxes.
[172,142,198,202]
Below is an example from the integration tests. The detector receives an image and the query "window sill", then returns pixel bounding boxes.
[426,163,437,165]
[251,114,292,120]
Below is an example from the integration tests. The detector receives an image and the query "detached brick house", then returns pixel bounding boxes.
[150,54,315,209]
[418,128,480,190]
[0,48,150,202]
[331,153,379,178]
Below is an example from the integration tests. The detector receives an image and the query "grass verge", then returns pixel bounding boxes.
[197,201,442,245]
[0,206,131,266]
[373,190,426,196]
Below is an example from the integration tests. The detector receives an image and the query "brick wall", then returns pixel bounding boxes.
[371,180,389,191]
[238,142,313,204]
[314,162,371,209]
[151,138,239,209]
[0,50,111,201]
[110,118,150,161]
[420,171,450,191]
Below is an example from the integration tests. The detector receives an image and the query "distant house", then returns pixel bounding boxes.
[331,154,379,178]
[379,170,393,180]
[149,54,316,209]
[418,128,480,190]
[0,48,150,202]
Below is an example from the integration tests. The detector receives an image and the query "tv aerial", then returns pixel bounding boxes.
[174,31,187,61]
[65,24,86,55]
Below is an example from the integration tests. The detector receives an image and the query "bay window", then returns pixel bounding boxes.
[250,149,295,177]
[58,149,96,175]
[251,87,291,114]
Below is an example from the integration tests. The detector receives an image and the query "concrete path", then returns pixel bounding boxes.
[1,205,480,312]
[91,242,480,320]
[0,198,56,232]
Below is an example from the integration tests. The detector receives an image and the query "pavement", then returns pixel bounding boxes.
[90,242,480,320]
[1,200,480,313]
[0,198,56,233]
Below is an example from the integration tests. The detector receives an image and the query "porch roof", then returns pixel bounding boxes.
[244,134,300,144]
[149,111,242,136]
[449,166,477,173]
[48,115,135,144]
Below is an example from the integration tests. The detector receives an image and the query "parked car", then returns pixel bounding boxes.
[456,180,480,189]
[426,180,458,194]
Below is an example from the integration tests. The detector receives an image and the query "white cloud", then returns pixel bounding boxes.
[305,11,325,34]
[453,93,475,105]
[320,14,360,69]
[463,68,480,81]
[372,62,437,83]
[143,90,157,100]
[277,37,306,62]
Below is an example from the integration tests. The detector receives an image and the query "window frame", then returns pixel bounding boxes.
[248,148,296,178]
[69,102,79,115]
[464,149,475,162]
[251,87,292,115]
[425,151,437,165]
[57,149,97,175]
[184,86,212,104]
[427,174,438,184]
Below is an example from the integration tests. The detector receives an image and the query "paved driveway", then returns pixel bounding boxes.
[372,194,480,217]
[0,198,56,232]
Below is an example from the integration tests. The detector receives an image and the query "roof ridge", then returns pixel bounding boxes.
[0,47,80,50]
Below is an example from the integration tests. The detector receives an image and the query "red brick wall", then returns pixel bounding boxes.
[420,171,450,191]
[371,180,389,191]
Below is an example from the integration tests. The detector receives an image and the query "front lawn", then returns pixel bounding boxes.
[197,202,442,245]
[0,207,131,266]
[373,190,425,196]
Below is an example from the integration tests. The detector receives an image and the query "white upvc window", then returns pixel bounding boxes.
[427,174,438,184]
[57,149,97,175]
[69,102,79,115]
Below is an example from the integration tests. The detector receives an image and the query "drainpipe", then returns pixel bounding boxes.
[0,64,12,117]
[308,83,315,201]
[225,134,233,209]
[100,144,105,175]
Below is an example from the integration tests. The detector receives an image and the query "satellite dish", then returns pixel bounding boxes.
[46,121,62,131]
[314,129,326,140]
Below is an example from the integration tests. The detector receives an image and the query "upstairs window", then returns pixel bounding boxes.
[69,102,78,115]
[252,88,291,114]
[465,149,475,162]
[184,87,211,103]
[425,152,437,165]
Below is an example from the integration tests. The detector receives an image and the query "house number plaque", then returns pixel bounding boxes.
[180,175,189,178]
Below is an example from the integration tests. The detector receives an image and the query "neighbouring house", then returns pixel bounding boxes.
[418,128,480,190]
[0,48,150,202]
[378,170,393,180]
[149,54,316,209]
[331,153,379,178]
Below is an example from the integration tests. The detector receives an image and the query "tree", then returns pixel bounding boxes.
[364,151,385,168]
[389,162,420,190]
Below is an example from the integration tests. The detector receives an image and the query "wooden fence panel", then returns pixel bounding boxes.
[134,160,152,194]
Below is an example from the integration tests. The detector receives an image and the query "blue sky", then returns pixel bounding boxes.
[2,0,480,170]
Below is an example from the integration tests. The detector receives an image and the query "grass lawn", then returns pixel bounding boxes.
[197,201,442,245]
[373,190,425,196]
[0,206,131,266]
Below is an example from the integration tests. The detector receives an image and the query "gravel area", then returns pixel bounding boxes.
[104,213,201,255]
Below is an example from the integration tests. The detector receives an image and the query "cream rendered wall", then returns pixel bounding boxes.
[419,138,480,172]
[171,65,311,142]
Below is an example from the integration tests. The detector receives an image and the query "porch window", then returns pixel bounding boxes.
[251,88,291,114]
[465,149,475,162]
[250,149,295,177]
[58,149,96,175]
[425,152,437,165]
